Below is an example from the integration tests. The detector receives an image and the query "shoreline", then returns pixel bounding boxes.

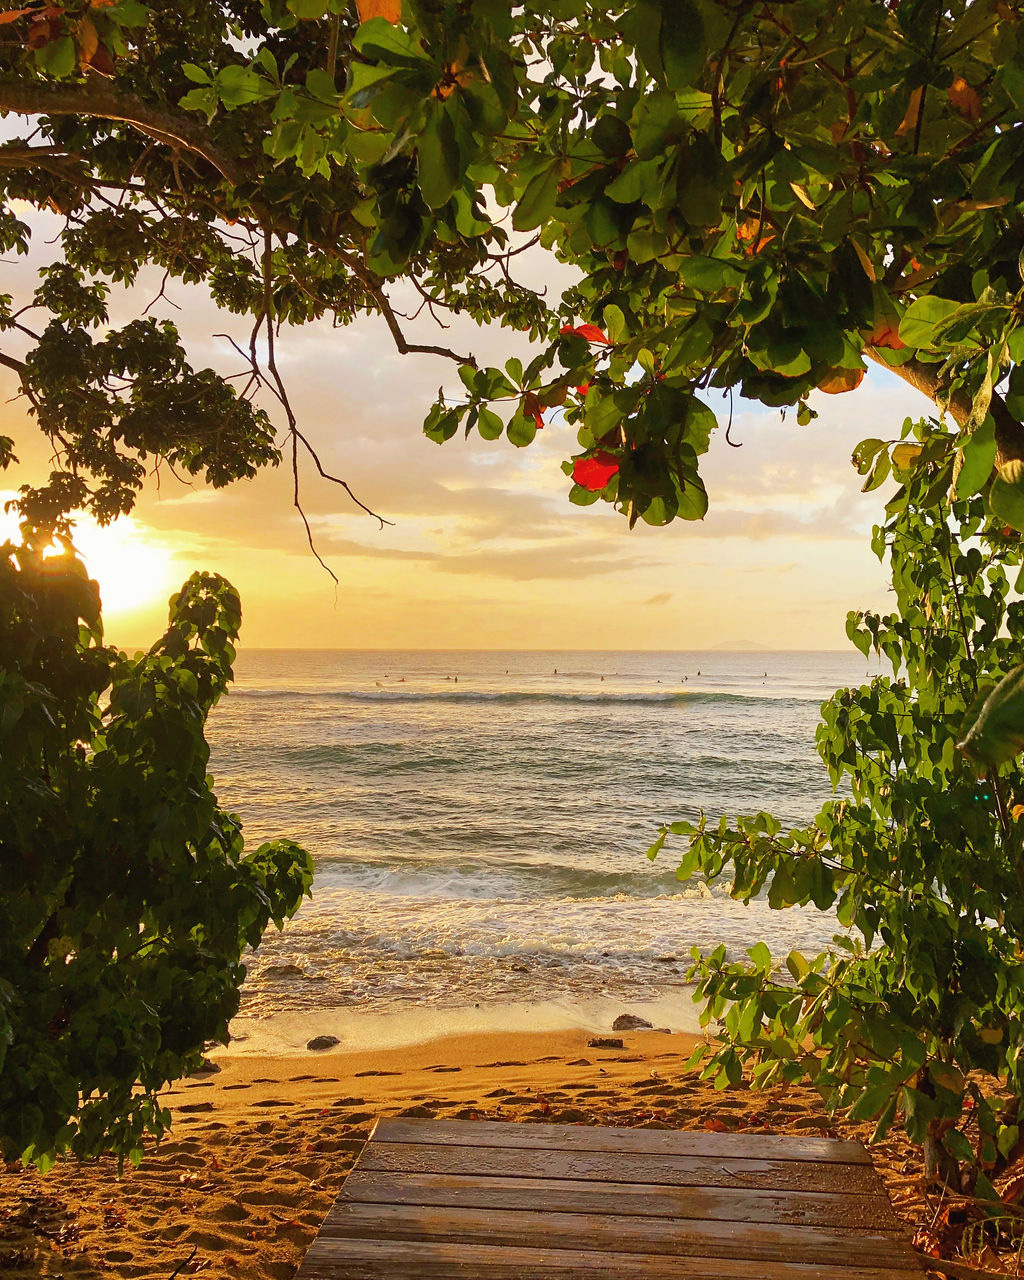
[0,1024,942,1280]
[224,991,705,1056]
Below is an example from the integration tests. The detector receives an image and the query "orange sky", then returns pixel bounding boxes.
[1,217,931,652]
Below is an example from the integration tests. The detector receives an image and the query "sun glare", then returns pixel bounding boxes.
[0,495,177,616]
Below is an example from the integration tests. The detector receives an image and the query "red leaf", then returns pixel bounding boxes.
[559,323,611,345]
[357,0,401,20]
[522,391,544,430]
[88,42,116,76]
[703,1118,729,1132]
[0,9,32,24]
[572,450,619,491]
[948,76,981,122]
[576,323,611,344]
[817,366,865,394]
[575,382,590,396]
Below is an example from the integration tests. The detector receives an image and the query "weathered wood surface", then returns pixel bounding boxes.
[294,1117,925,1279]
[357,1138,883,1193]
[296,1238,922,1280]
[372,1117,872,1164]
[338,1169,902,1230]
[320,1201,919,1268]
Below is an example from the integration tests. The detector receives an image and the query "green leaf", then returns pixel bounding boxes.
[35,36,76,78]
[677,255,745,292]
[956,414,997,498]
[990,458,1024,532]
[661,0,705,88]
[418,107,460,210]
[591,114,632,157]
[747,940,771,971]
[898,296,959,350]
[352,17,425,66]
[506,411,538,447]
[513,163,560,232]
[476,406,504,441]
[677,473,709,521]
[603,304,627,343]
[288,0,328,16]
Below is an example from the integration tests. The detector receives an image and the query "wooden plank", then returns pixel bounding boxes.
[320,1201,920,1270]
[357,1140,883,1194]
[371,1117,870,1165]
[338,1168,902,1230]
[295,1236,922,1280]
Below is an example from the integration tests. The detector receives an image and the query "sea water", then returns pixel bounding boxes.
[207,650,875,1038]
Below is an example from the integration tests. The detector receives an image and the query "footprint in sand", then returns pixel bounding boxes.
[210,1203,249,1222]
[177,1102,215,1113]
[222,1083,252,1091]
[354,1069,401,1077]
[251,1098,296,1107]
[428,1066,461,1073]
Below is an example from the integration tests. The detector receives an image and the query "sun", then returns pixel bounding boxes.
[0,495,177,617]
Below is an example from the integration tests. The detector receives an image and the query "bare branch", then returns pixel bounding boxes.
[372,282,477,366]
[257,230,391,586]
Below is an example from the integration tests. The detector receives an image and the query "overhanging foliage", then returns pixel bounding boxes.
[1,1,1023,533]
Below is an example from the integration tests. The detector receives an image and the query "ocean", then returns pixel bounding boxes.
[207,649,874,1047]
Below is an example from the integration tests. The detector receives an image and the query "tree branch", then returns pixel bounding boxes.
[865,348,1024,468]
[0,78,246,187]
[0,351,27,378]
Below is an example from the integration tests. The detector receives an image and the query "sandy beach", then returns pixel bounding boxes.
[0,1023,955,1280]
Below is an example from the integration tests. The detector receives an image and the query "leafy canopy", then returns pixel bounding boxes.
[0,540,313,1169]
[1,1,1024,533]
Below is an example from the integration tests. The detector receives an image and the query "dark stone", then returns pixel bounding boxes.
[306,1034,340,1051]
[264,963,304,978]
[612,1014,654,1031]
[587,1037,624,1049]
[191,1057,221,1075]
[653,1027,672,1034]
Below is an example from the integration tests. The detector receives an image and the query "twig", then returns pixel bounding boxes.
[258,231,391,586]
[167,1246,198,1280]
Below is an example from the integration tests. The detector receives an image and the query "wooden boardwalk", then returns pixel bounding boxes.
[295,1117,925,1278]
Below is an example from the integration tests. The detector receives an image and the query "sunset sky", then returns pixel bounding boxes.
[1,217,930,652]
